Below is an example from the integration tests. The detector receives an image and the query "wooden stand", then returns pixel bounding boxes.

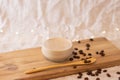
[0,37,120,80]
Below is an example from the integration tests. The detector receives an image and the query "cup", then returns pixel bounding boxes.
[41,37,73,62]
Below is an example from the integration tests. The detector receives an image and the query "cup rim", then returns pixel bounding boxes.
[42,37,73,52]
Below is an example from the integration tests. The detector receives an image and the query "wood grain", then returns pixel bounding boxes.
[0,37,120,80]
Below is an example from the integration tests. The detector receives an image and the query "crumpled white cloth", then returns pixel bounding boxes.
[0,0,120,80]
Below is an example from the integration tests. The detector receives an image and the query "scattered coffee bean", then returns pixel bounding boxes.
[84,77,89,80]
[84,59,91,63]
[83,53,86,56]
[81,58,85,60]
[77,75,82,79]
[86,57,92,59]
[119,77,120,80]
[101,50,104,53]
[78,72,83,78]
[73,66,77,69]
[78,40,81,43]
[79,50,83,54]
[103,70,107,72]
[91,73,95,76]
[72,51,77,55]
[96,51,99,54]
[96,78,100,80]
[88,53,92,56]
[106,73,111,77]
[95,72,99,76]
[78,72,83,76]
[116,71,120,74]
[86,70,92,75]
[100,53,105,56]
[69,58,73,61]
[74,48,78,50]
[86,43,90,47]
[90,38,94,41]
[73,56,80,59]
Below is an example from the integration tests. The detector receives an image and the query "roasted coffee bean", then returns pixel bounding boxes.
[78,72,83,76]
[73,56,80,59]
[73,66,77,69]
[119,77,120,80]
[96,51,99,54]
[106,73,111,77]
[81,58,85,60]
[77,75,82,79]
[74,48,78,50]
[90,38,94,41]
[78,72,83,78]
[79,50,83,54]
[91,73,95,76]
[97,69,102,72]
[72,51,77,55]
[73,55,80,59]
[100,53,105,56]
[84,77,89,80]
[87,70,92,75]
[69,58,73,61]
[83,53,86,56]
[95,72,99,76]
[96,78,100,80]
[103,70,107,72]
[88,53,92,56]
[84,59,91,63]
[116,72,120,74]
[78,40,81,43]
[86,43,90,47]
[101,50,104,53]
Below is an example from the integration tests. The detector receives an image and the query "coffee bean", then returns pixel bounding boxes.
[86,43,90,47]
[96,78,100,80]
[86,57,92,59]
[73,66,77,69]
[101,50,104,53]
[103,70,107,72]
[77,75,82,79]
[119,77,120,80]
[78,72,83,76]
[84,59,91,63]
[96,51,99,54]
[73,56,80,59]
[100,53,105,56]
[72,51,77,55]
[79,50,83,54]
[88,53,92,56]
[69,58,73,61]
[86,70,92,75]
[78,40,81,43]
[78,72,83,78]
[90,38,94,41]
[74,48,78,50]
[91,73,95,76]
[106,73,111,77]
[95,72,99,76]
[116,72,120,74]
[81,58,85,60]
[83,53,86,56]
[84,77,89,80]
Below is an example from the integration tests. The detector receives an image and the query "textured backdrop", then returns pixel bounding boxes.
[0,0,120,80]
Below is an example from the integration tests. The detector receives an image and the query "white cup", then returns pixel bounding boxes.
[41,37,73,62]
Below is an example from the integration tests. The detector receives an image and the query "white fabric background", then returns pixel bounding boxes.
[0,0,120,80]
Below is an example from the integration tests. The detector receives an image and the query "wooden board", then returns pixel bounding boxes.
[0,37,120,80]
